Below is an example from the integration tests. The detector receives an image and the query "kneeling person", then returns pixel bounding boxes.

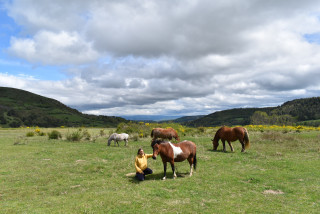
[135,148,153,181]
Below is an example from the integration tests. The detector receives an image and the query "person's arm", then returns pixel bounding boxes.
[135,157,143,173]
[146,154,153,159]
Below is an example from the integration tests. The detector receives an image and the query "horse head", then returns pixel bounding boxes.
[152,143,160,160]
[212,138,219,150]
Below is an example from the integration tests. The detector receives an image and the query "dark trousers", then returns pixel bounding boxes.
[136,168,153,181]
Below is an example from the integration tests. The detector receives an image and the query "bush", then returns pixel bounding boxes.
[26,132,35,137]
[82,129,91,140]
[66,130,82,141]
[66,129,91,141]
[38,132,46,136]
[99,129,105,136]
[48,130,62,140]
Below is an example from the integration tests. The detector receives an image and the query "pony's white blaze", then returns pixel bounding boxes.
[168,142,183,158]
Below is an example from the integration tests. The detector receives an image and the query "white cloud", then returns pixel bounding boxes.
[2,0,320,117]
[8,31,99,65]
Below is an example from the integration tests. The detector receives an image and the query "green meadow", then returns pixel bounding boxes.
[0,127,319,213]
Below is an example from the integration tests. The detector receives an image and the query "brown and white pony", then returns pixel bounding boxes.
[151,139,197,180]
[151,128,180,141]
[212,126,250,152]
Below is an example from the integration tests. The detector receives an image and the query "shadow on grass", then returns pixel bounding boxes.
[207,149,234,153]
[126,172,191,183]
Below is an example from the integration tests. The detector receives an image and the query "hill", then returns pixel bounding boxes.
[185,107,275,127]
[0,87,127,127]
[185,97,320,127]
[171,115,205,123]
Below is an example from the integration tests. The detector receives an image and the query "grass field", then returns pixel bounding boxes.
[0,127,320,213]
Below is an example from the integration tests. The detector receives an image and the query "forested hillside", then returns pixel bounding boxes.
[185,107,275,127]
[1,87,319,128]
[186,97,320,127]
[0,87,126,127]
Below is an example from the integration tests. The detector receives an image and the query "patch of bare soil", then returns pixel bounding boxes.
[263,190,284,195]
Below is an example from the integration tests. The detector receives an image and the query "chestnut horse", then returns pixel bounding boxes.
[212,126,250,152]
[151,139,197,180]
[151,128,180,141]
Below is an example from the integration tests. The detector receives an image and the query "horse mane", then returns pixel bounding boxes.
[151,139,169,147]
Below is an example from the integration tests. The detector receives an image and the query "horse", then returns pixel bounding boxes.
[107,133,129,147]
[151,139,197,180]
[151,128,180,141]
[212,126,250,152]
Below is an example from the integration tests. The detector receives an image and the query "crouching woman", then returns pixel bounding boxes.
[135,148,153,181]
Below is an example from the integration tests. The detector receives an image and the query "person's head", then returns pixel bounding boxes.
[137,148,144,155]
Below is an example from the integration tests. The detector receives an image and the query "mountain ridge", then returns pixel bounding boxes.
[1,87,319,127]
[0,87,127,127]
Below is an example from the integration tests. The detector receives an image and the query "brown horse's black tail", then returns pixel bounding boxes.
[151,129,154,138]
[193,153,197,170]
[244,128,250,149]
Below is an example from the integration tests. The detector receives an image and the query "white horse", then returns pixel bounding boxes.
[107,133,129,147]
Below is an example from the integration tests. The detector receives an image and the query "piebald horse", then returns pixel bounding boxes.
[151,139,197,180]
[212,126,250,152]
[151,128,180,141]
[107,133,129,147]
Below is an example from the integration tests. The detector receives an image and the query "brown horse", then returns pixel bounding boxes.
[212,126,250,152]
[151,139,197,180]
[151,128,180,141]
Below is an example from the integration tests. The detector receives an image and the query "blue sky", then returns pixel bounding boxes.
[0,7,67,81]
[1,0,320,118]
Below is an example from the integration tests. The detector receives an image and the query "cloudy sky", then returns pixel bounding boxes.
[1,0,320,118]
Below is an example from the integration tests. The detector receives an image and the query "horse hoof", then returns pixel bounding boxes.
[162,177,166,180]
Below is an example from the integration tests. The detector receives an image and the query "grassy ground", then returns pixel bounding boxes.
[0,128,319,213]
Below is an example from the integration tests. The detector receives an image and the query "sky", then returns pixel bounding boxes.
[1,0,320,118]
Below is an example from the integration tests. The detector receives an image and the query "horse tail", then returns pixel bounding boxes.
[151,129,154,138]
[244,128,250,149]
[193,153,197,170]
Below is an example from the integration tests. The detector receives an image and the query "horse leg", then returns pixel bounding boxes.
[125,139,128,146]
[162,162,167,180]
[228,141,234,152]
[116,140,119,147]
[222,140,226,152]
[188,158,194,177]
[239,140,245,152]
[170,161,177,179]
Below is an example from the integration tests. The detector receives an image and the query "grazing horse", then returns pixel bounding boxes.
[151,128,180,141]
[212,126,250,152]
[151,139,197,180]
[107,133,129,147]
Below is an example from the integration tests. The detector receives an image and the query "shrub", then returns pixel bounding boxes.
[82,129,91,140]
[66,129,85,141]
[38,132,46,136]
[48,130,62,140]
[198,127,206,133]
[26,132,35,137]
[99,129,105,136]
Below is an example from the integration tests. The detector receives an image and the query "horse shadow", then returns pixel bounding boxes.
[127,172,189,183]
[207,149,233,153]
